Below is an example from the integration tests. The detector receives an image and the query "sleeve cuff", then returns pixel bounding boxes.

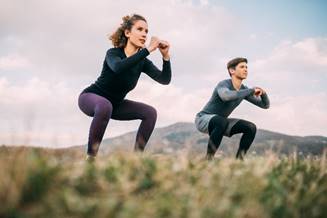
[142,47,150,56]
[248,88,255,95]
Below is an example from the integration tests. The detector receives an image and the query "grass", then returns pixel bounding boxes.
[0,146,326,218]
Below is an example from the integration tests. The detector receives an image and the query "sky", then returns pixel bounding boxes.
[0,0,327,147]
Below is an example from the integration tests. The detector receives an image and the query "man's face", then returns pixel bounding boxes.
[230,62,248,79]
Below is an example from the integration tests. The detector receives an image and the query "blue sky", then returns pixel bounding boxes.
[0,0,326,146]
[217,0,327,37]
[212,0,327,57]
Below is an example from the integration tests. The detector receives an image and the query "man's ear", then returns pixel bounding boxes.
[229,68,235,75]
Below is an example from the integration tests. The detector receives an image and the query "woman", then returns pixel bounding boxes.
[78,14,171,161]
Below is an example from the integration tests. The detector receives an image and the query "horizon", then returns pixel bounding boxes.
[2,121,326,149]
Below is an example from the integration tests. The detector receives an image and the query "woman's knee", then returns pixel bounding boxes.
[145,105,157,122]
[78,93,93,116]
[94,101,113,120]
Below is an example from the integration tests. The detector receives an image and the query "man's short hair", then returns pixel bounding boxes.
[227,57,248,76]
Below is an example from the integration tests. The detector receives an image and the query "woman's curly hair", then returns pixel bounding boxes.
[109,14,147,48]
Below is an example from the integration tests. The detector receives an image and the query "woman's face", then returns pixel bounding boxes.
[125,20,148,48]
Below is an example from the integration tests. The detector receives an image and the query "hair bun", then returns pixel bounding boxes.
[122,15,130,23]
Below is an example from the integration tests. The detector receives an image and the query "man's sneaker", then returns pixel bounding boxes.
[236,150,245,161]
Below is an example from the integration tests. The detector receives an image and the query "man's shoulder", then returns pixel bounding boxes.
[241,83,249,89]
[216,79,231,87]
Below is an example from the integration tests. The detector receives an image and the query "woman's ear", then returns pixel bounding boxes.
[124,29,130,38]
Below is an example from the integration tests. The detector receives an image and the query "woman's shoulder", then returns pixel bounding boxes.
[106,47,124,55]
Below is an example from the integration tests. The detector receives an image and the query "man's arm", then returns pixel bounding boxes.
[217,81,255,102]
[245,89,270,109]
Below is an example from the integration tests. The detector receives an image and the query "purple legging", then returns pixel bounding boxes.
[78,92,157,155]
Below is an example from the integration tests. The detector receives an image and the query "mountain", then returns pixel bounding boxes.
[84,122,327,157]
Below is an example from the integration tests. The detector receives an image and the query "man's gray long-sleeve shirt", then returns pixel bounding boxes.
[199,79,270,117]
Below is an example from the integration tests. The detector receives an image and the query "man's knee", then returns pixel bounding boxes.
[209,116,228,135]
[246,121,257,135]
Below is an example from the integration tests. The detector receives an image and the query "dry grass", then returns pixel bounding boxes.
[0,146,326,218]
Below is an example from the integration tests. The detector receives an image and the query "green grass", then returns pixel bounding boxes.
[0,146,326,218]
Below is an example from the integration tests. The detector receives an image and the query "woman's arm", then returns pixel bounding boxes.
[105,48,150,74]
[143,58,171,85]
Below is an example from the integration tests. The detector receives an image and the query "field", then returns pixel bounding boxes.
[1,146,326,218]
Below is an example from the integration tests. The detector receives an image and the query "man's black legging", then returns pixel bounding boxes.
[207,115,257,159]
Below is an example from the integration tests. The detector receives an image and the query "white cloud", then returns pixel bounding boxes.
[249,34,257,40]
[0,54,31,70]
[131,37,327,138]
[232,38,327,136]
[252,38,327,79]
[0,0,239,81]
[128,78,212,124]
[0,77,86,146]
[231,93,327,136]
[0,1,326,146]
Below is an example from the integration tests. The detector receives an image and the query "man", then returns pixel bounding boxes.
[195,57,270,160]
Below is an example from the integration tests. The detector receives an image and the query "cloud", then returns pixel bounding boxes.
[0,54,31,70]
[0,77,86,146]
[232,93,327,136]
[128,78,212,123]
[251,38,327,84]
[249,34,257,40]
[0,0,326,146]
[133,37,327,138]
[232,38,327,136]
[257,38,327,70]
[0,0,239,82]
